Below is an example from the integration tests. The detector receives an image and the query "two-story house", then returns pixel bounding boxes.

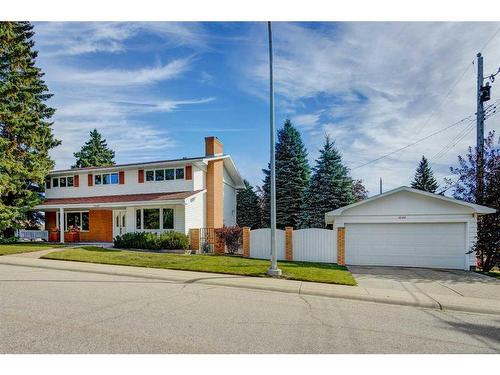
[35,137,245,243]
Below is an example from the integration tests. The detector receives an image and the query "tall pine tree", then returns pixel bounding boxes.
[0,22,60,236]
[262,119,310,228]
[298,135,354,228]
[236,180,261,229]
[72,129,115,168]
[411,155,439,193]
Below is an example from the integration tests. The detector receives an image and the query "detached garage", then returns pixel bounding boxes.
[325,186,495,270]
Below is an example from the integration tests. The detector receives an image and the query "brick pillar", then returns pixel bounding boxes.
[285,226,293,261]
[189,228,200,252]
[242,227,251,257]
[337,227,345,266]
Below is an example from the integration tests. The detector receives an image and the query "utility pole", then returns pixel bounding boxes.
[267,21,281,277]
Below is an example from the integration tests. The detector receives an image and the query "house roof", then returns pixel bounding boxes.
[36,190,203,208]
[325,186,496,218]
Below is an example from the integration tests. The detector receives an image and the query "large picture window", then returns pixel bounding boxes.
[143,209,160,230]
[63,211,89,231]
[135,208,175,231]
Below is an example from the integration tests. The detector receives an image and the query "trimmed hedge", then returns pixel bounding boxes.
[114,231,189,250]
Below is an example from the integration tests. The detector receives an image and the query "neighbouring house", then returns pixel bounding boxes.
[325,186,496,270]
[34,137,245,243]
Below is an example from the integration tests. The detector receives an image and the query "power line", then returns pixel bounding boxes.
[351,115,474,170]
[479,25,500,53]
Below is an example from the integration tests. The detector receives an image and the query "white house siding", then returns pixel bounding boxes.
[193,165,206,191]
[184,192,206,232]
[249,228,286,260]
[223,167,237,226]
[45,164,199,199]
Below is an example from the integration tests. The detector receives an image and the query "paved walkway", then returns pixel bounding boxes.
[0,253,499,315]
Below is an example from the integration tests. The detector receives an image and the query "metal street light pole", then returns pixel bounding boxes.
[267,21,281,277]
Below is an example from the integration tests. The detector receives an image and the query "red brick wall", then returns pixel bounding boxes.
[79,210,113,242]
[46,210,113,242]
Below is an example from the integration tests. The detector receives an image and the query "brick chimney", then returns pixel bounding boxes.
[205,136,224,229]
[205,136,224,156]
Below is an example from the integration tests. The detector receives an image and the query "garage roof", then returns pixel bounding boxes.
[325,186,496,220]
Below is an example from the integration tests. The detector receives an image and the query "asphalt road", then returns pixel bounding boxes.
[1,263,499,354]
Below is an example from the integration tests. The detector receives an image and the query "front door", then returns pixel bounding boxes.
[113,210,127,238]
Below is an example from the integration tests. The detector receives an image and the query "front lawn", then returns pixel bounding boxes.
[0,242,67,256]
[42,247,356,285]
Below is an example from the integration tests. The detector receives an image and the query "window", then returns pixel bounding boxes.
[51,176,76,188]
[155,169,164,181]
[175,168,184,180]
[64,211,89,231]
[136,209,142,230]
[163,208,174,229]
[94,172,119,185]
[145,167,185,182]
[135,208,175,230]
[143,209,160,230]
[165,168,175,180]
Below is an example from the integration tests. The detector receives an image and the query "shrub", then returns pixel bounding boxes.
[113,231,188,250]
[215,225,242,255]
[0,236,19,244]
[159,231,189,250]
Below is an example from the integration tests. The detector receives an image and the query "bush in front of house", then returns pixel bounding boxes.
[0,236,19,244]
[215,225,242,255]
[113,231,189,250]
[158,231,189,250]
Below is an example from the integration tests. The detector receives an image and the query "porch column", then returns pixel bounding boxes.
[59,207,65,243]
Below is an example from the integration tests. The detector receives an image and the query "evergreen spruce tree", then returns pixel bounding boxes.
[0,22,60,237]
[262,119,310,228]
[72,129,115,168]
[411,156,439,193]
[298,135,354,228]
[236,180,261,228]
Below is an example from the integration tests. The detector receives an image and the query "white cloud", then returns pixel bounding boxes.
[47,57,192,86]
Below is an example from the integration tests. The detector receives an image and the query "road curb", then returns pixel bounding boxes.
[1,257,499,316]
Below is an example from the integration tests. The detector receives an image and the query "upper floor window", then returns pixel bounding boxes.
[52,176,74,188]
[95,172,119,185]
[145,167,184,182]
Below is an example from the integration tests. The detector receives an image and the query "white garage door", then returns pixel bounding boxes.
[345,223,466,269]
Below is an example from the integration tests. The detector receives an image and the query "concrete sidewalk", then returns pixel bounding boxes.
[1,255,499,315]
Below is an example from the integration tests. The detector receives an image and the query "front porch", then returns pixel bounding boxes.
[33,191,204,244]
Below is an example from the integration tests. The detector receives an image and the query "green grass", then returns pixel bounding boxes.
[478,269,500,280]
[0,242,67,256]
[42,246,356,285]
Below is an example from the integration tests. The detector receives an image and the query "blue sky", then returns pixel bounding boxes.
[32,22,500,195]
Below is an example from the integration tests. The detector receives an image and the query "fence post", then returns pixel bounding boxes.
[337,227,345,266]
[189,228,200,252]
[285,227,293,261]
[242,227,251,257]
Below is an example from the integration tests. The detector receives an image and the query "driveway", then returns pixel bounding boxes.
[349,266,500,301]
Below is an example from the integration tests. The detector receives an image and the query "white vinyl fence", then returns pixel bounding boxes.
[249,228,286,260]
[293,228,337,263]
[17,230,48,242]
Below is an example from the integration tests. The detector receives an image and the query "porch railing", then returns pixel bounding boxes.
[17,230,48,242]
